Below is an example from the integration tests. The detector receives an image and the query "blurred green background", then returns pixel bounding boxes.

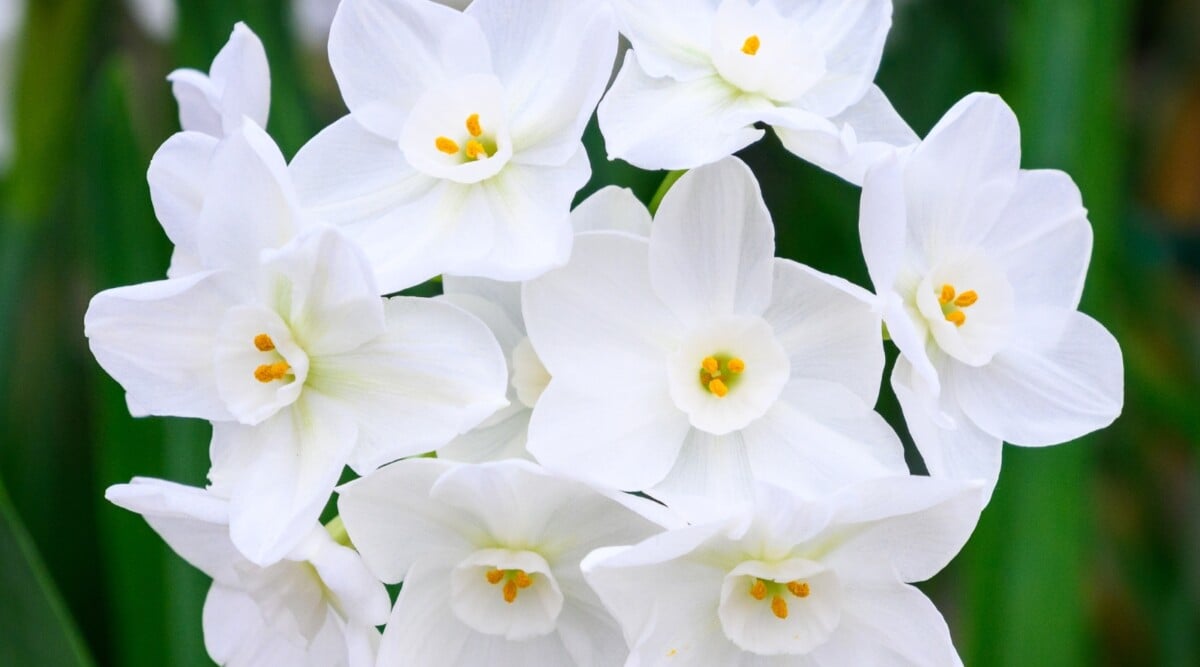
[1,0,1197,665]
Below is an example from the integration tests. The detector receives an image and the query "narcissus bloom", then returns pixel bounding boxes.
[168,22,269,138]
[522,158,906,509]
[583,477,982,664]
[337,459,675,665]
[860,93,1124,495]
[290,0,618,290]
[438,186,652,463]
[599,0,915,183]
[86,228,508,564]
[106,478,390,667]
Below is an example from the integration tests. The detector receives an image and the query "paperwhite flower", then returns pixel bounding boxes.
[293,0,474,48]
[522,157,906,510]
[599,0,916,183]
[583,476,981,664]
[106,478,390,667]
[0,0,23,172]
[167,22,270,138]
[289,0,618,290]
[438,186,652,463]
[860,93,1124,494]
[337,458,675,665]
[85,227,508,564]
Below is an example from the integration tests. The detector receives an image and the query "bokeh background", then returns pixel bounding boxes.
[1,0,1197,665]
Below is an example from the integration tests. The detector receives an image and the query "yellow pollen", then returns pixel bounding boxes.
[727,358,745,374]
[749,579,767,600]
[514,570,533,589]
[771,595,789,619]
[709,378,729,397]
[253,333,275,351]
[954,290,978,308]
[465,139,487,160]
[945,310,966,327]
[435,136,460,155]
[485,569,504,585]
[502,579,518,604]
[939,284,956,305]
[253,361,291,383]
[466,113,483,137]
[787,581,810,598]
[742,35,761,56]
[702,357,720,375]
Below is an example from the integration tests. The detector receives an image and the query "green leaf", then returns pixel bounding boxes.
[0,476,96,667]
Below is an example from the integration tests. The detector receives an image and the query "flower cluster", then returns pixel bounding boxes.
[87,1,1124,665]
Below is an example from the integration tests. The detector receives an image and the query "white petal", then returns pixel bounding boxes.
[570,185,652,237]
[762,259,884,406]
[147,131,219,262]
[312,296,509,472]
[443,149,589,281]
[904,93,1021,262]
[650,429,757,511]
[608,0,718,81]
[598,53,769,170]
[891,356,1002,500]
[650,157,776,325]
[741,380,908,498]
[328,0,492,140]
[84,270,244,420]
[167,68,222,137]
[814,582,963,667]
[523,231,681,381]
[821,475,985,584]
[437,406,533,463]
[307,535,392,627]
[793,0,893,116]
[858,153,908,292]
[218,392,359,566]
[259,227,385,357]
[440,275,524,338]
[209,22,271,134]
[104,478,240,583]
[202,584,283,666]
[336,458,477,583]
[980,169,1093,312]
[195,120,305,271]
[778,84,918,185]
[468,0,617,166]
[953,309,1124,447]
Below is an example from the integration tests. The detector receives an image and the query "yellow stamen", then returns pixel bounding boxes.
[485,569,504,585]
[466,113,483,138]
[787,581,810,598]
[939,284,956,305]
[945,311,966,327]
[771,595,788,619]
[514,570,533,589]
[749,579,767,600]
[253,361,291,383]
[702,357,720,375]
[727,358,745,374]
[435,136,460,155]
[742,35,761,56]
[954,290,978,308]
[465,139,487,160]
[253,333,275,351]
[503,579,518,604]
[709,378,729,397]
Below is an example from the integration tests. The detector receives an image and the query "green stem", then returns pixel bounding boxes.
[324,516,352,548]
[648,170,686,215]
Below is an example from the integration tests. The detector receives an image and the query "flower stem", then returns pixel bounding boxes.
[648,170,687,215]
[325,516,352,548]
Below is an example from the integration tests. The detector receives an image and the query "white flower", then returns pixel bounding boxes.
[105,477,390,667]
[85,227,508,564]
[147,119,296,278]
[583,476,981,665]
[168,22,270,138]
[289,0,617,290]
[599,0,916,183]
[292,0,474,48]
[860,93,1124,495]
[522,157,907,511]
[438,186,652,463]
[337,458,675,665]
